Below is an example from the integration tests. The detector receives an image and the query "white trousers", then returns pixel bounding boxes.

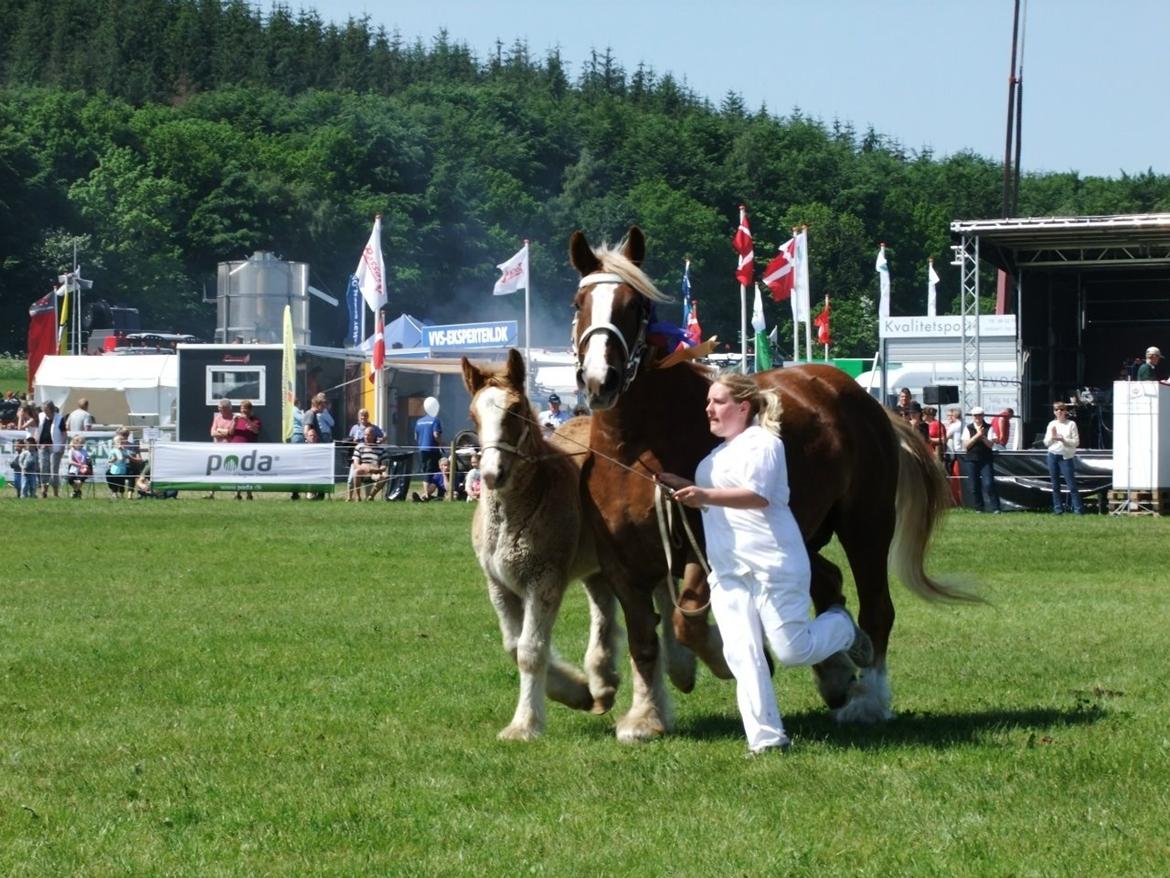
[709,570,854,751]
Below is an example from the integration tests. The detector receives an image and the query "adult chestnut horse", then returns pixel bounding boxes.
[570,226,964,735]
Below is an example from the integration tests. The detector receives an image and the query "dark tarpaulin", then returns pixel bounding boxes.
[985,450,1113,512]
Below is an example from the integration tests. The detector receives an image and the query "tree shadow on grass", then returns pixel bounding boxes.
[675,703,1108,750]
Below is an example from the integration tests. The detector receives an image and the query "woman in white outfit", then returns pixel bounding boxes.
[671,372,873,755]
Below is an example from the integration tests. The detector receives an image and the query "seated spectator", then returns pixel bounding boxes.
[465,453,482,502]
[134,461,178,499]
[347,408,385,444]
[65,435,93,498]
[412,456,450,502]
[117,428,145,478]
[16,403,37,434]
[349,427,388,501]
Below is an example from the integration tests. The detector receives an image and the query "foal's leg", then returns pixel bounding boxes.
[487,579,544,740]
[654,580,696,693]
[581,574,622,714]
[512,577,595,740]
[616,593,672,743]
[670,562,733,680]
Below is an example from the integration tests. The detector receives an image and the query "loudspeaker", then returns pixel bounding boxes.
[923,384,958,405]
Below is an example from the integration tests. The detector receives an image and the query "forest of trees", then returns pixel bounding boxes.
[3,0,1169,357]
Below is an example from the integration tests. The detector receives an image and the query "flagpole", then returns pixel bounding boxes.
[374,310,384,429]
[740,283,748,373]
[792,306,799,365]
[72,244,79,355]
[523,240,531,395]
[823,294,830,360]
[791,225,803,363]
[802,226,812,363]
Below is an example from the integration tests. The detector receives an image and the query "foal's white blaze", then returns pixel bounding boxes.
[581,284,618,393]
[473,386,509,488]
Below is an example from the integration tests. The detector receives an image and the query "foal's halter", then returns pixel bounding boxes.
[477,395,538,461]
[571,272,650,394]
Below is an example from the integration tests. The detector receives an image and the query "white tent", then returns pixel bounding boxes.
[34,355,179,426]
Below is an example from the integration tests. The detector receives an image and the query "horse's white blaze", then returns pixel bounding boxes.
[473,386,509,486]
[581,284,618,391]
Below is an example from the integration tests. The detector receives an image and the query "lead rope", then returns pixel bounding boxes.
[654,485,712,617]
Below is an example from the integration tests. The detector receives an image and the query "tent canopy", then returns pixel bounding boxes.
[386,313,429,349]
[34,354,179,426]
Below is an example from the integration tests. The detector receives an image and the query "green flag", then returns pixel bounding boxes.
[752,283,772,371]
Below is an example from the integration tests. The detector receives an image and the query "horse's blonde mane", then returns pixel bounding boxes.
[591,242,673,305]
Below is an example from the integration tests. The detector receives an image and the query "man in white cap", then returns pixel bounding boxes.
[1137,346,1163,380]
[962,406,1001,513]
[538,392,571,435]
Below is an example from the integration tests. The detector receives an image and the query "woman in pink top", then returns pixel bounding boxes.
[207,399,234,499]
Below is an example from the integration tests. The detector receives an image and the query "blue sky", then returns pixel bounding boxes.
[309,0,1168,179]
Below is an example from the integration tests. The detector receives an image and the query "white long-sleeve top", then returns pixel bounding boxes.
[1044,418,1080,460]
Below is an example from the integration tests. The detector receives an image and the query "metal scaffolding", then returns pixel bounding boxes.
[954,234,981,414]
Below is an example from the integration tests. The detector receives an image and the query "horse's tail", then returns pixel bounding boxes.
[888,414,982,603]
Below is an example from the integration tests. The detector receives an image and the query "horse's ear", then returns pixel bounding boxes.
[461,356,485,395]
[570,230,601,277]
[623,226,646,267]
[506,348,526,389]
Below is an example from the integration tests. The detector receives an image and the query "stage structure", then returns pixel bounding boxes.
[949,214,1170,451]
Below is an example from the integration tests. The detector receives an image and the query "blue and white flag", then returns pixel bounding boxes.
[681,259,692,325]
[345,274,361,346]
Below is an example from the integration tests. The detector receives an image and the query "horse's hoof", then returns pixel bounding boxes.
[615,715,667,743]
[590,689,616,715]
[833,666,894,724]
[498,723,542,742]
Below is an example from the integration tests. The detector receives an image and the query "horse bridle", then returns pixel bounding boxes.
[571,272,650,394]
[478,414,533,461]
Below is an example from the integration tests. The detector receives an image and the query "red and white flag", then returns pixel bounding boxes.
[355,215,387,313]
[732,205,754,287]
[814,295,831,346]
[762,237,797,302]
[369,311,385,383]
[493,242,529,295]
[27,292,57,393]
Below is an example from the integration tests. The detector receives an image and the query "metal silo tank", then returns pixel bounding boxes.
[216,252,311,345]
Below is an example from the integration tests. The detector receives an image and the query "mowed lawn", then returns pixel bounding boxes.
[2,496,1168,877]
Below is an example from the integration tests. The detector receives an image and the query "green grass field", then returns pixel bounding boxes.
[2,498,1168,876]
[0,356,26,397]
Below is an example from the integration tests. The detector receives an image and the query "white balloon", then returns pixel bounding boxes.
[423,396,440,417]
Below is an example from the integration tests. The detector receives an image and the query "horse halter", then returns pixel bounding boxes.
[479,406,532,460]
[571,272,650,394]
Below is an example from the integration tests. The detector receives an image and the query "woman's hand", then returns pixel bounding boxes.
[672,485,708,508]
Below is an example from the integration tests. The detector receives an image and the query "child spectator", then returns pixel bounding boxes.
[65,435,93,498]
[17,438,39,498]
[465,453,482,502]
